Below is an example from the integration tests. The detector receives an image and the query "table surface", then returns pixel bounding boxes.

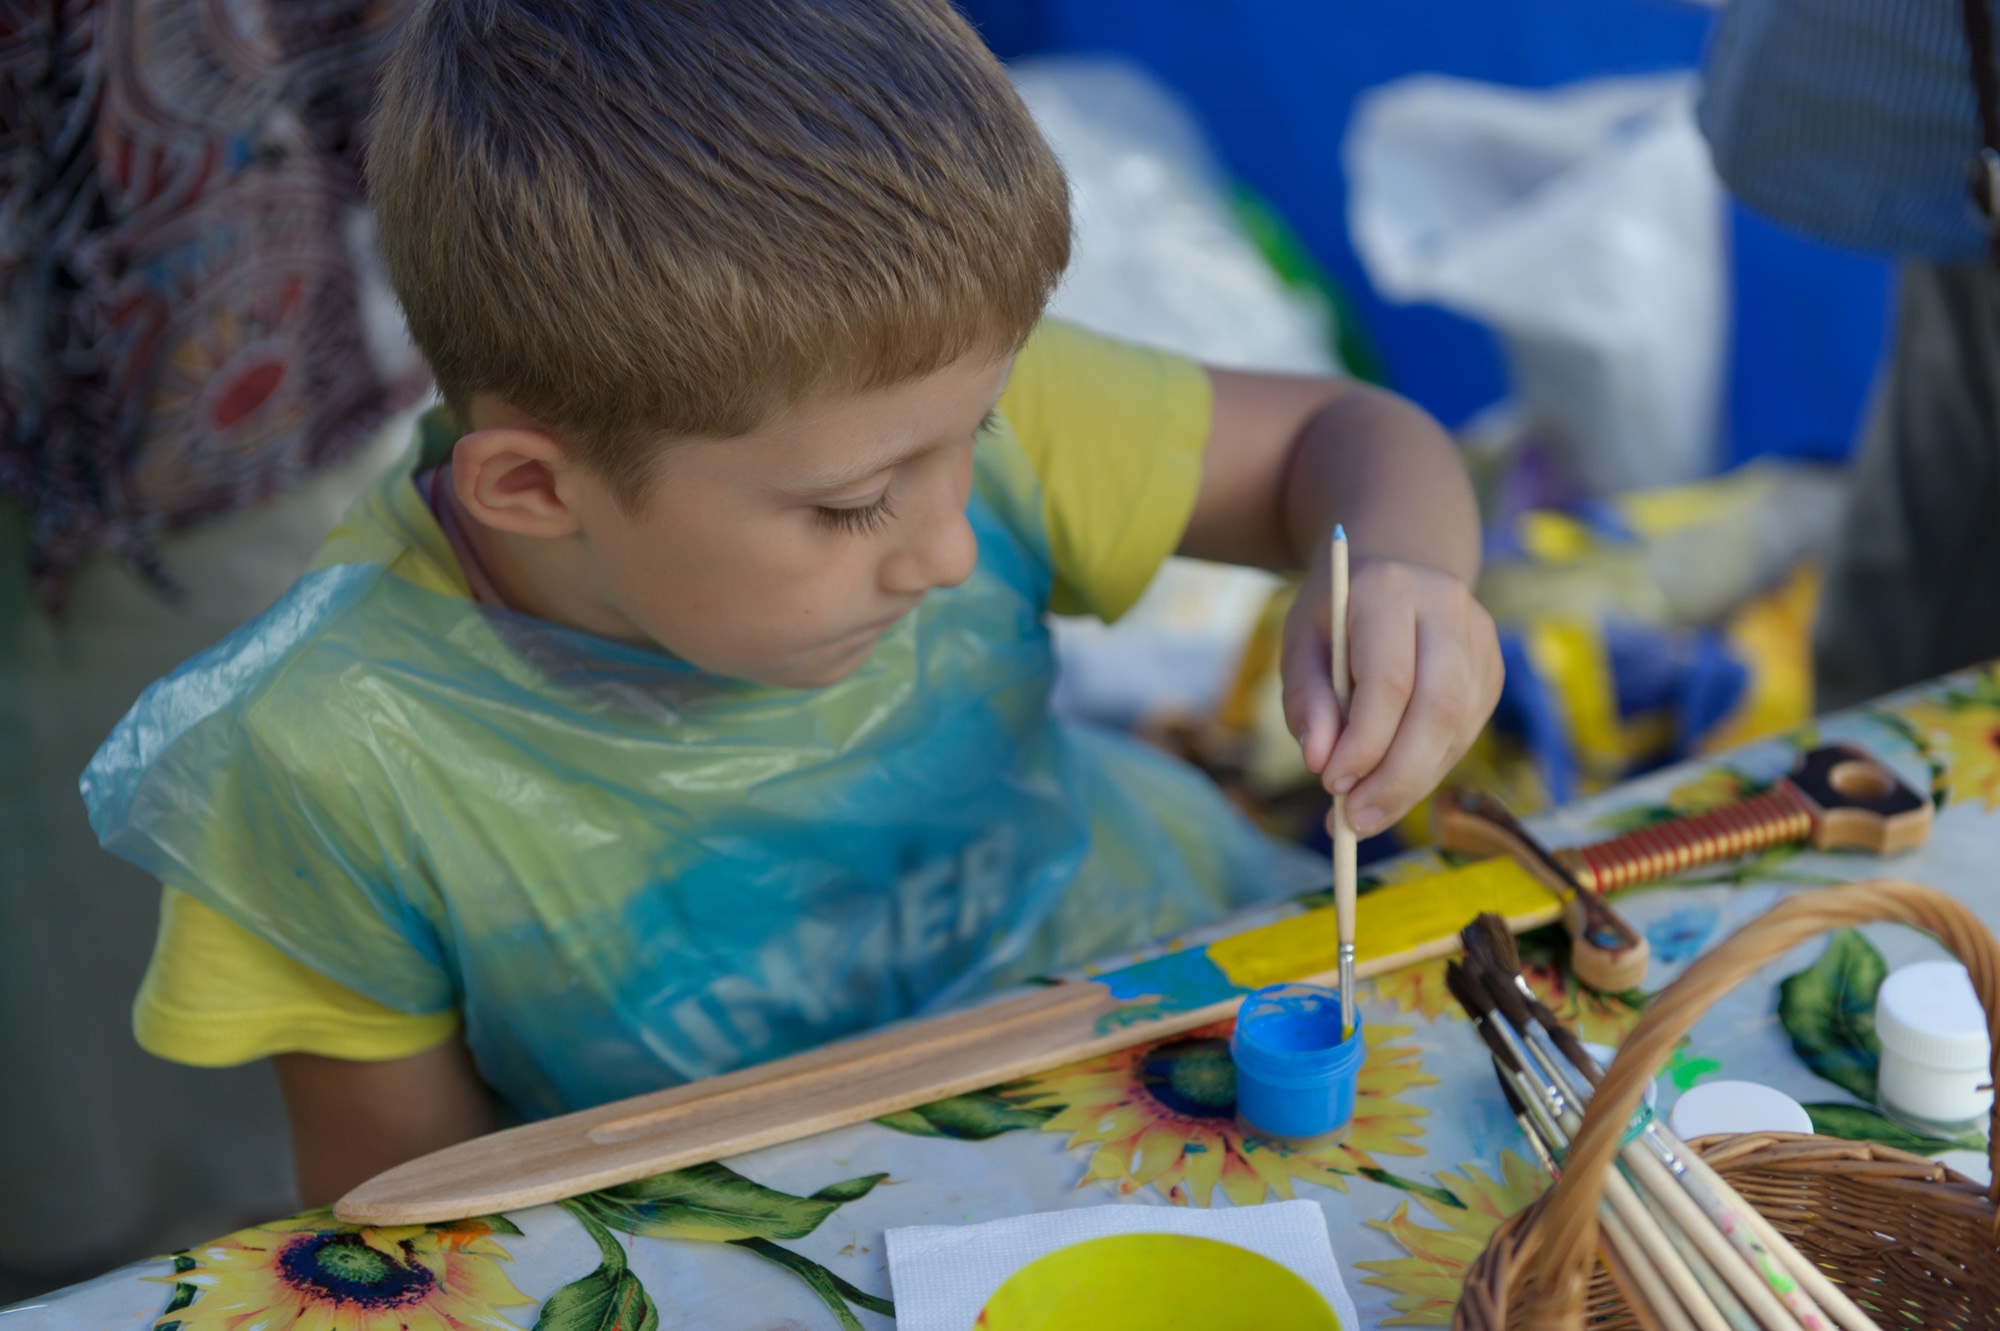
[15,666,2000,1331]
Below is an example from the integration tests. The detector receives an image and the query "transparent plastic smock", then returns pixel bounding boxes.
[82,416,1317,1119]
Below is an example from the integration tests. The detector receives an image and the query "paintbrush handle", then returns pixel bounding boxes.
[1599,1205,1701,1331]
[1493,1055,1732,1331]
[1543,1094,1758,1331]
[1329,530,1356,1029]
[1672,1137,1880,1331]
[1619,1140,1814,1331]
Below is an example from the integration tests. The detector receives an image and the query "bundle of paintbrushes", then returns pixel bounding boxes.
[1455,879,2000,1330]
[1446,912,1882,1331]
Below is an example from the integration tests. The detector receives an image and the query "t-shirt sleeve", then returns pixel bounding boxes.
[134,888,459,1067]
[997,320,1214,621]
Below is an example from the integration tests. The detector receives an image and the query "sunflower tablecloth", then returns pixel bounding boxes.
[17,666,2000,1331]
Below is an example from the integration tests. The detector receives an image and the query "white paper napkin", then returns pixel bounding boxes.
[884,1200,1359,1330]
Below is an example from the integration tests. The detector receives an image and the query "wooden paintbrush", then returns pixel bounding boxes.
[1329,524,1357,1040]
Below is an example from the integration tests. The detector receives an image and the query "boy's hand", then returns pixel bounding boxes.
[1281,552,1503,838]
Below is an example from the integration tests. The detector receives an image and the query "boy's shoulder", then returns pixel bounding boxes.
[994,320,1213,623]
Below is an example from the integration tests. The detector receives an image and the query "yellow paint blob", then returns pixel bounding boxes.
[975,1233,1341,1330]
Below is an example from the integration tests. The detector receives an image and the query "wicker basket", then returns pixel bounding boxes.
[1454,878,2000,1330]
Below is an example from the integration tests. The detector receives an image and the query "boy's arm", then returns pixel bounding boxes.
[273,1036,499,1207]
[1178,369,1501,837]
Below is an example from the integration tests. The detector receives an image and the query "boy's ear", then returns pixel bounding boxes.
[452,426,583,539]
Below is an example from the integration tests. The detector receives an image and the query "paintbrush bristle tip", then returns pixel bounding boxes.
[1465,912,1522,977]
[1332,523,1345,542]
[1442,960,1489,1018]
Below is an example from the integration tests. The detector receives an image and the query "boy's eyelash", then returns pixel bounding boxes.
[812,418,987,536]
[816,494,896,535]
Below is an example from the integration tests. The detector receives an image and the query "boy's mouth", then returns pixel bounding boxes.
[851,603,921,638]
[825,607,917,654]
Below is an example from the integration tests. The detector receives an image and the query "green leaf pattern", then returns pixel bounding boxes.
[1777,929,1885,1103]
[1801,1103,1987,1156]
[536,1202,660,1331]
[875,1089,1055,1139]
[548,1162,893,1330]
[567,1161,886,1244]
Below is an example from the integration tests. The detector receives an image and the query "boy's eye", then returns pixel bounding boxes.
[815,493,895,535]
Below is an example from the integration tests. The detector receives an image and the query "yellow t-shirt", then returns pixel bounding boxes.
[133,319,1215,1068]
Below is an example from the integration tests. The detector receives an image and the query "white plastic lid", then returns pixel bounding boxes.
[1875,960,1991,1070]
[1668,1081,1813,1140]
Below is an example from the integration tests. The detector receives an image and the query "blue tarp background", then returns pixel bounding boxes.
[962,0,1895,470]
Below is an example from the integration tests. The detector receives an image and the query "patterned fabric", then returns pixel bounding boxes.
[0,0,425,603]
[19,663,2000,1328]
[1700,0,1997,260]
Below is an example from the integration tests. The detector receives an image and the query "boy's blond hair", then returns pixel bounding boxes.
[369,0,1071,501]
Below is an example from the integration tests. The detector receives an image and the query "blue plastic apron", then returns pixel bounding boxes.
[83,419,1316,1119]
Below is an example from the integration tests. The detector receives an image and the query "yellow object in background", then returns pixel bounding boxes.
[1702,562,1818,755]
[1516,509,1598,564]
[1521,618,1632,785]
[977,1233,1341,1330]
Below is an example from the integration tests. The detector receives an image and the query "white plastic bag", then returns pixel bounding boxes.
[1014,57,1340,375]
[1347,74,1725,492]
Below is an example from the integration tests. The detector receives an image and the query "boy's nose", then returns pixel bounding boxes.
[884,504,977,595]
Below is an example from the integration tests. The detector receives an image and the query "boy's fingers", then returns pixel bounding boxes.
[1324,589,1417,800]
[1345,612,1477,833]
[1281,610,1340,773]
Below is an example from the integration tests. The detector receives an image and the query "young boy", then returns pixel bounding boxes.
[84,0,1501,1206]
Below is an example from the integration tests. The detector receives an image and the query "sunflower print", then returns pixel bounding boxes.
[151,1210,529,1331]
[1356,1152,1548,1326]
[1896,673,2000,810]
[1008,1018,1434,1207]
[1370,958,1458,1022]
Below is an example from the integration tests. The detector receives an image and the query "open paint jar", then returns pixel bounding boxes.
[1230,982,1364,1147]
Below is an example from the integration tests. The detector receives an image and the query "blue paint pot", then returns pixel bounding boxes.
[1230,983,1364,1144]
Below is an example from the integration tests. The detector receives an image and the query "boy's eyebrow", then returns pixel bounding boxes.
[779,439,939,496]
[779,406,1002,497]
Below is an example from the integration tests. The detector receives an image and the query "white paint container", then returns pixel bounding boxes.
[1875,960,1994,1133]
[1668,1081,1813,1140]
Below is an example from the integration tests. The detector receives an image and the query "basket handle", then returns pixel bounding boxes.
[1524,878,2000,1325]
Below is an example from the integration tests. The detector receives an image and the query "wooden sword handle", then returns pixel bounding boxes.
[1562,782,1816,893]
[1559,743,1933,894]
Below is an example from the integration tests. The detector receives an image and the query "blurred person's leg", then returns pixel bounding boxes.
[0,417,409,1301]
[1816,260,2000,710]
